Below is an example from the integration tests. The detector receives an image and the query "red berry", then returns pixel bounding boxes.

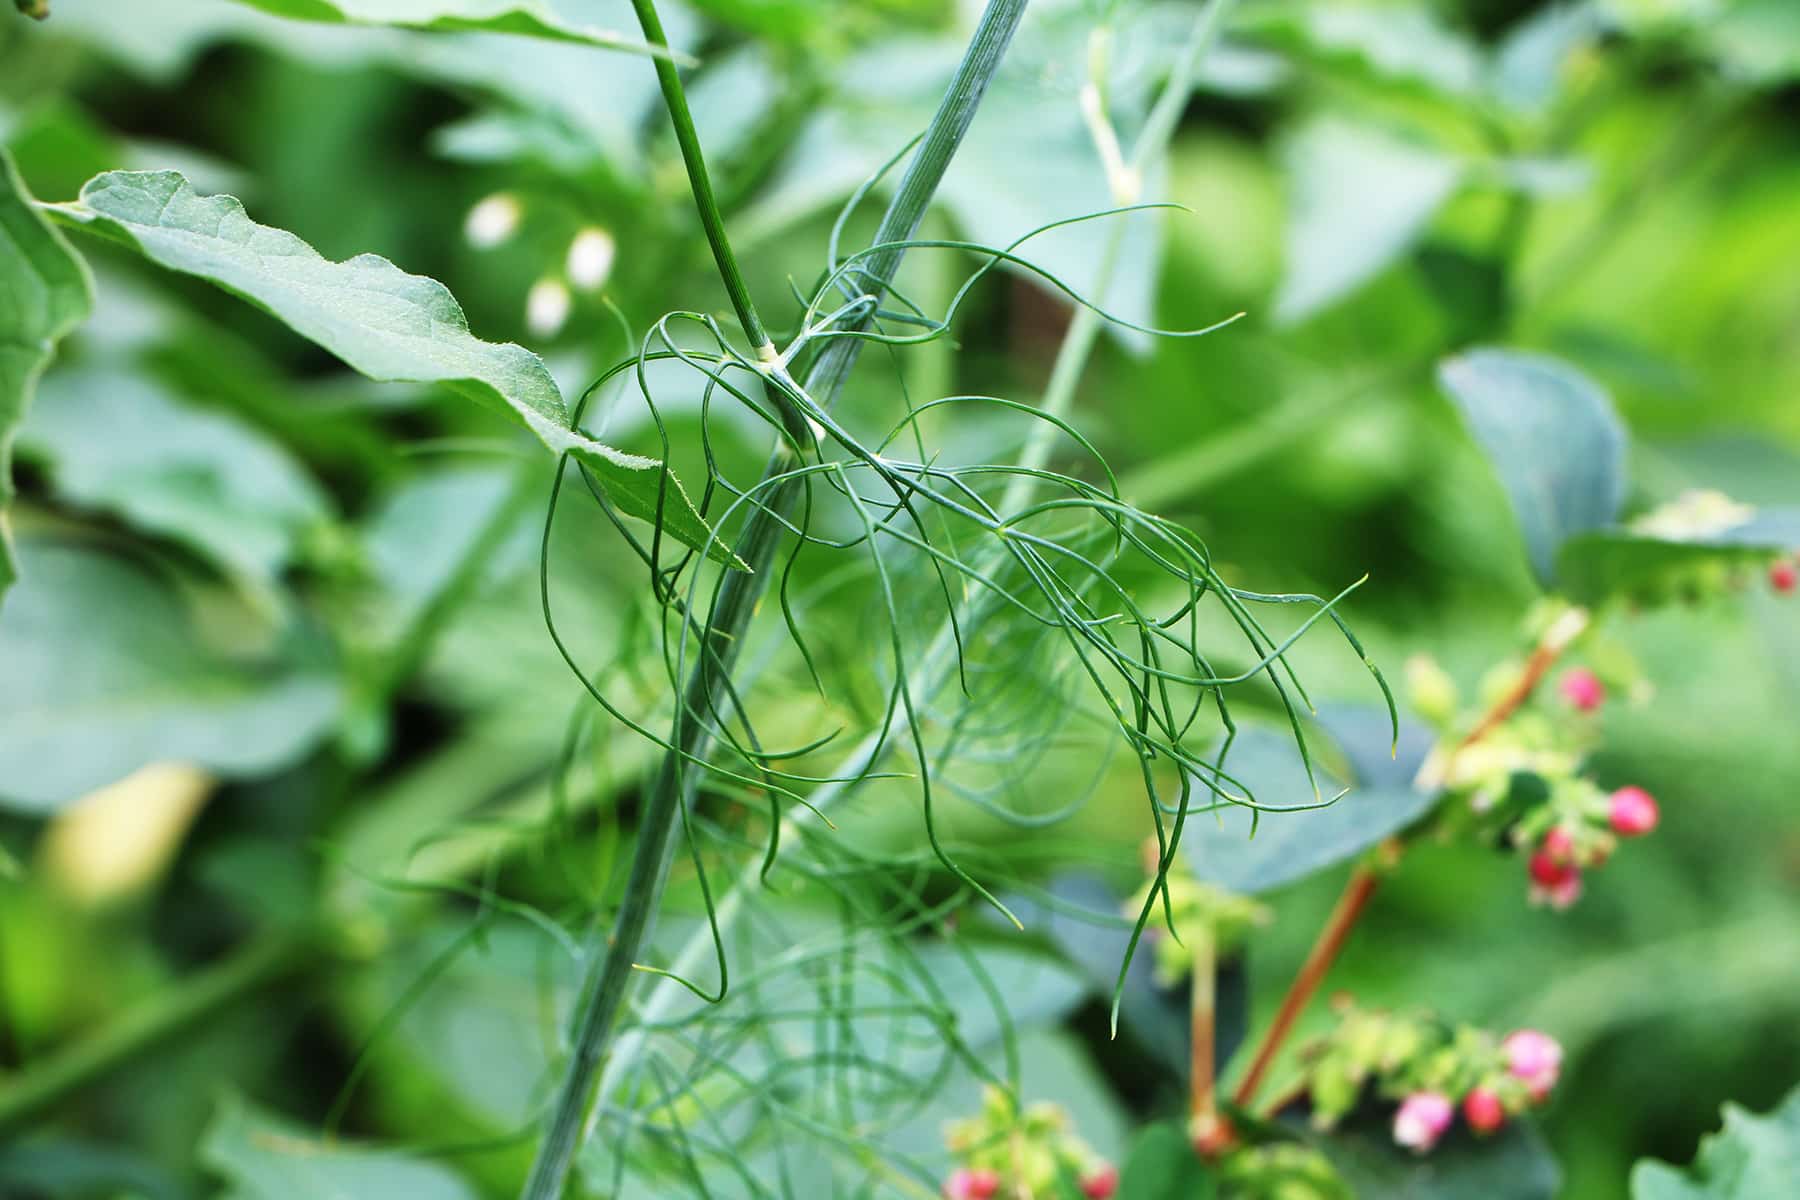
[1541,826,1576,864]
[1558,668,1606,712]
[1528,850,1575,887]
[1463,1087,1507,1134]
[1080,1163,1119,1199]
[1772,559,1798,594]
[1609,786,1659,837]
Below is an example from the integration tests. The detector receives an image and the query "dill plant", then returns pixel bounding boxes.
[518,0,1390,1194]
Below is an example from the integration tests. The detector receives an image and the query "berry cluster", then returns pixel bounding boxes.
[1408,648,1662,911]
[1302,1002,1562,1155]
[943,1086,1117,1199]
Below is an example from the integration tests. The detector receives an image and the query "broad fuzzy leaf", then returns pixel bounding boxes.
[202,1093,480,1199]
[0,148,92,600]
[1273,117,1462,324]
[0,541,340,813]
[1438,348,1627,585]
[1631,1084,1800,1199]
[221,0,668,56]
[43,170,739,567]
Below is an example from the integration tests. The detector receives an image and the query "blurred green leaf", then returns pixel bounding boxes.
[221,0,667,55]
[742,0,1184,348]
[1631,1084,1800,1199]
[44,169,738,567]
[1311,1113,1560,1199]
[1179,714,1436,895]
[1438,348,1627,586]
[20,366,332,584]
[1556,507,1800,605]
[1272,117,1461,325]
[202,1092,480,1199]
[0,146,91,601]
[1120,1120,1215,1199]
[0,540,340,812]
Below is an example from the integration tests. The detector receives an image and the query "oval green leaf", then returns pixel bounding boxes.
[1438,348,1627,586]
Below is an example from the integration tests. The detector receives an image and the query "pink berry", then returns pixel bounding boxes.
[1503,1030,1563,1101]
[1463,1086,1506,1134]
[1394,1091,1455,1153]
[1080,1163,1119,1199]
[1609,786,1659,837]
[1541,826,1576,864]
[945,1168,1000,1200]
[1558,667,1606,712]
[1772,559,1798,594]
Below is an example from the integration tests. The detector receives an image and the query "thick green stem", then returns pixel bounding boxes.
[517,5,1029,1196]
[630,0,771,352]
[0,931,314,1138]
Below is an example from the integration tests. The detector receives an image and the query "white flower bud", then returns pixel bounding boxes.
[566,226,617,292]
[464,192,522,248]
[526,277,571,338]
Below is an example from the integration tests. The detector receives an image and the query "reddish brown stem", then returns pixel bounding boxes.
[1189,926,1218,1121]
[1230,607,1589,1112]
[1231,853,1387,1109]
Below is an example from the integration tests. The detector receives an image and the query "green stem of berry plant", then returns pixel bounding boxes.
[515,4,1030,1196]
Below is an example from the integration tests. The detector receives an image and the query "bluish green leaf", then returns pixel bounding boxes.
[0,146,92,601]
[1273,117,1462,324]
[43,170,740,568]
[1438,348,1627,585]
[202,1093,480,1200]
[220,0,668,56]
[19,366,332,584]
[1557,506,1800,605]
[1179,716,1437,895]
[1310,1111,1560,1199]
[1631,1083,1800,1198]
[0,540,340,813]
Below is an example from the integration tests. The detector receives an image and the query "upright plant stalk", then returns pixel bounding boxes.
[518,5,1029,1196]
[593,0,1238,1121]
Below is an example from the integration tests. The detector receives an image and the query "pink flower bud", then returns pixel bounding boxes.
[1080,1163,1119,1199]
[1463,1086,1506,1134]
[1608,786,1659,837]
[1558,667,1605,712]
[1771,558,1798,594]
[1393,1091,1454,1154]
[1503,1030,1563,1101]
[944,1168,1000,1200]
[1541,826,1576,864]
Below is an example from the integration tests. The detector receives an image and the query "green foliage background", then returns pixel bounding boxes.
[2,1,1797,1197]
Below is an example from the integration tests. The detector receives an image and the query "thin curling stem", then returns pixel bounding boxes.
[517,5,1030,1197]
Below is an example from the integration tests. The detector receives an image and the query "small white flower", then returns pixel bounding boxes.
[566,227,617,291]
[526,277,572,338]
[464,192,522,248]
